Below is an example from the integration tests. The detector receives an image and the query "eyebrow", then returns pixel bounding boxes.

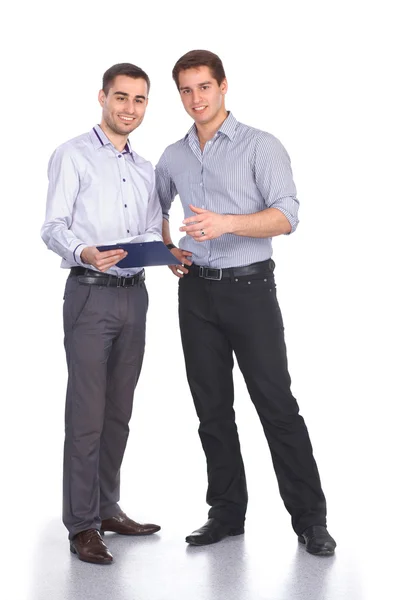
[179,81,212,91]
[113,91,147,100]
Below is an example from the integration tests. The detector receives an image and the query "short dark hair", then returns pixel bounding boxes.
[172,50,226,89]
[102,63,151,96]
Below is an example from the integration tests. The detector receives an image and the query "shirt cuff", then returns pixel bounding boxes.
[273,207,299,235]
[73,243,89,266]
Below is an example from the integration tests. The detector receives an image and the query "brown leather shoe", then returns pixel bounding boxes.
[70,529,113,564]
[101,511,161,536]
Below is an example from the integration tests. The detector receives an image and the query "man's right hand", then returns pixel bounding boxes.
[168,247,192,278]
[80,246,128,272]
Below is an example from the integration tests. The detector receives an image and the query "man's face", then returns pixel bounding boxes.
[98,75,148,136]
[178,66,227,126]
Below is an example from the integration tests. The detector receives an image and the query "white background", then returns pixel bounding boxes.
[1,1,399,598]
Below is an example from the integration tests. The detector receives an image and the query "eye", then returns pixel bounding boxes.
[201,85,210,90]
[135,98,144,104]
[182,89,190,95]
[116,96,125,101]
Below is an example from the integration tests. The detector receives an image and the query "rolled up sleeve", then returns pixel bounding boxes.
[254,132,300,234]
[155,151,177,221]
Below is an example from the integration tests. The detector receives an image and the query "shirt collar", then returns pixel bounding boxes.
[90,124,111,149]
[90,124,136,161]
[185,112,238,144]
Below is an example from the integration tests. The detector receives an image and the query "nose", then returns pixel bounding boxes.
[192,90,202,105]
[126,99,136,114]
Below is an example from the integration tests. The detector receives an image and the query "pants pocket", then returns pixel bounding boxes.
[63,280,93,331]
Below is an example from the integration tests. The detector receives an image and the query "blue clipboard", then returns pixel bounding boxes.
[96,241,181,268]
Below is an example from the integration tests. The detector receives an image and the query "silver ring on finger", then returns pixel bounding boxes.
[200,229,206,236]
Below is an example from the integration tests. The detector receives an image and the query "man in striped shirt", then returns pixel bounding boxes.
[156,50,336,555]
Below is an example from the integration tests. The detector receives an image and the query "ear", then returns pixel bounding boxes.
[220,78,228,96]
[98,89,106,107]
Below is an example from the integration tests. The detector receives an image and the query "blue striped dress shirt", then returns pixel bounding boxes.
[41,125,162,276]
[155,112,299,268]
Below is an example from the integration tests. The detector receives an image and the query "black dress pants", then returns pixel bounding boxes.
[178,263,327,535]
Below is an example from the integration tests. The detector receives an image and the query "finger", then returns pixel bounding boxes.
[169,265,184,278]
[187,231,208,242]
[97,252,127,267]
[95,254,126,268]
[183,214,207,224]
[97,262,120,272]
[189,204,207,214]
[96,253,128,271]
[176,262,190,274]
[98,249,126,259]
[179,224,203,233]
[182,217,203,225]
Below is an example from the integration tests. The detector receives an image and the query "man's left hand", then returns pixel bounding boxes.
[179,204,231,241]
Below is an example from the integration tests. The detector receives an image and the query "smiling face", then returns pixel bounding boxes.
[98,75,148,137]
[178,66,227,128]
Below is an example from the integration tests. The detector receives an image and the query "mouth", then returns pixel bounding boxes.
[192,105,207,115]
[118,115,136,124]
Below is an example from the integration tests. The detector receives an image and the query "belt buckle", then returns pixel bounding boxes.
[121,276,133,288]
[199,266,222,281]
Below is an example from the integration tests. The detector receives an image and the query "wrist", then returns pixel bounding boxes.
[224,214,236,234]
[79,246,90,264]
[166,243,176,250]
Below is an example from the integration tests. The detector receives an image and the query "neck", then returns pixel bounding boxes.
[99,120,129,152]
[195,109,229,146]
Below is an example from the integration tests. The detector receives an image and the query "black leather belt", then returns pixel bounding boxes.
[70,267,144,287]
[186,259,275,281]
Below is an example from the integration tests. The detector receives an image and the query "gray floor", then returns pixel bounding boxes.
[21,514,389,600]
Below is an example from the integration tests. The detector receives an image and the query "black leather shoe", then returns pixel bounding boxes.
[185,518,244,546]
[298,525,336,556]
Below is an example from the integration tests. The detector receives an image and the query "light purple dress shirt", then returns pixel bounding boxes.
[41,124,162,276]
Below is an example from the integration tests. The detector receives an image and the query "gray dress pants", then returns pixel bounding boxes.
[62,274,148,539]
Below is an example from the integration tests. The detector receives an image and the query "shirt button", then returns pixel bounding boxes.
[123,178,126,182]
[127,230,130,233]
[118,154,122,158]
[124,204,127,208]
[200,183,203,187]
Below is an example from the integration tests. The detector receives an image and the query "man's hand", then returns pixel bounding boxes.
[81,246,128,272]
[179,204,231,242]
[168,247,192,278]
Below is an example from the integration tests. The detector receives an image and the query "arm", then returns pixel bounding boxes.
[162,217,174,247]
[142,176,163,241]
[155,153,192,277]
[41,146,126,271]
[41,146,88,265]
[252,132,299,234]
[180,205,291,241]
[180,133,299,241]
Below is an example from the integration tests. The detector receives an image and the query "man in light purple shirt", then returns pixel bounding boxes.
[41,63,162,565]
